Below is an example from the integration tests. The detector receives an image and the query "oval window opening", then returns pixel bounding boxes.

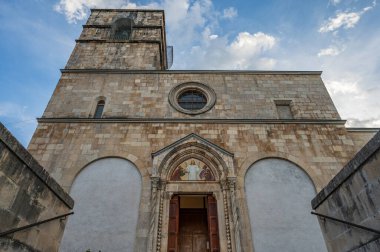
[178,90,207,110]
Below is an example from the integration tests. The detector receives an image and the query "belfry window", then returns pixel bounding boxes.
[94,100,105,118]
[178,90,207,110]
[112,18,133,40]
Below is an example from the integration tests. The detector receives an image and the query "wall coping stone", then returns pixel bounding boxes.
[312,130,380,209]
[346,127,380,132]
[90,9,164,12]
[60,69,323,75]
[0,122,74,208]
[37,118,346,125]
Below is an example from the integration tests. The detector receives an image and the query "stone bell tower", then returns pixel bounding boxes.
[65,9,169,70]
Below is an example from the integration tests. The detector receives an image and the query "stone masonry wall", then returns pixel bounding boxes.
[79,27,161,41]
[66,10,166,70]
[28,122,369,192]
[312,130,380,252]
[347,129,378,151]
[0,123,74,252]
[65,42,161,70]
[27,121,376,251]
[86,9,164,26]
[42,72,341,120]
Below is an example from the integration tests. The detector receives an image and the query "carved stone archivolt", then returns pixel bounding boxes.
[148,134,242,252]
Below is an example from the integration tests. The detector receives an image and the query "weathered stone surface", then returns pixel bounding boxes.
[312,130,380,252]
[0,123,73,252]
[66,9,167,70]
[43,72,342,120]
[0,237,39,252]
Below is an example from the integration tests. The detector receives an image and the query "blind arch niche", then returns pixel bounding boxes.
[60,157,141,252]
[245,158,327,252]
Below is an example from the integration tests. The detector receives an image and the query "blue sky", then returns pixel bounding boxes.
[1,0,379,146]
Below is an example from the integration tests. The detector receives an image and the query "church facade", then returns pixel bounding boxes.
[27,9,376,252]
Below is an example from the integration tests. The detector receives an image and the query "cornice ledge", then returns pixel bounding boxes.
[37,117,346,125]
[60,69,323,75]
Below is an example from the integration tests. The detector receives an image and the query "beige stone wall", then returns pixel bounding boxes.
[346,129,377,150]
[66,9,167,70]
[29,122,360,192]
[79,27,162,41]
[65,42,161,70]
[42,72,341,120]
[86,9,164,26]
[27,120,373,251]
[0,123,73,252]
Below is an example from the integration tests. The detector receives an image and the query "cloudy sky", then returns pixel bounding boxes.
[0,0,379,146]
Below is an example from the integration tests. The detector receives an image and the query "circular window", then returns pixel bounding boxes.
[178,90,207,110]
[169,82,216,115]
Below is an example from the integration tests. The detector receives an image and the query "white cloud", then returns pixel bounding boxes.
[54,0,124,23]
[230,32,276,58]
[54,0,161,23]
[222,7,237,19]
[318,46,343,57]
[325,79,362,96]
[319,2,375,33]
[323,78,380,127]
[329,0,341,5]
[319,12,360,32]
[345,117,380,128]
[187,31,277,70]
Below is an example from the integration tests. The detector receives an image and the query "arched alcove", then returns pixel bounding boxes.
[245,158,327,252]
[60,158,141,252]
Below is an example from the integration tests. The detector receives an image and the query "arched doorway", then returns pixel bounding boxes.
[167,194,219,252]
[245,158,327,252]
[148,134,240,252]
[60,158,141,252]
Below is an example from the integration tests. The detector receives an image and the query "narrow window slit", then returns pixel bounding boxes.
[94,100,105,118]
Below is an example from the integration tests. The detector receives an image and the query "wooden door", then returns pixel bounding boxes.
[168,195,180,252]
[207,195,220,252]
[179,209,208,252]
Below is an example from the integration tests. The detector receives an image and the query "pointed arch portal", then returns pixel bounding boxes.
[148,134,240,252]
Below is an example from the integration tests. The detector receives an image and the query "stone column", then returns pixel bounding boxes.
[221,179,233,252]
[156,180,166,252]
[228,177,242,252]
[148,176,160,252]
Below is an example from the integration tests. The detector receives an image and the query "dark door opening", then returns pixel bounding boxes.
[167,195,220,252]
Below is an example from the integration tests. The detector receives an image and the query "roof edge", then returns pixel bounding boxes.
[61,69,323,75]
[90,9,165,12]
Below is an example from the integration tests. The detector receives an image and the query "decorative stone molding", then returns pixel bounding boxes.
[168,82,216,115]
[149,134,242,251]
